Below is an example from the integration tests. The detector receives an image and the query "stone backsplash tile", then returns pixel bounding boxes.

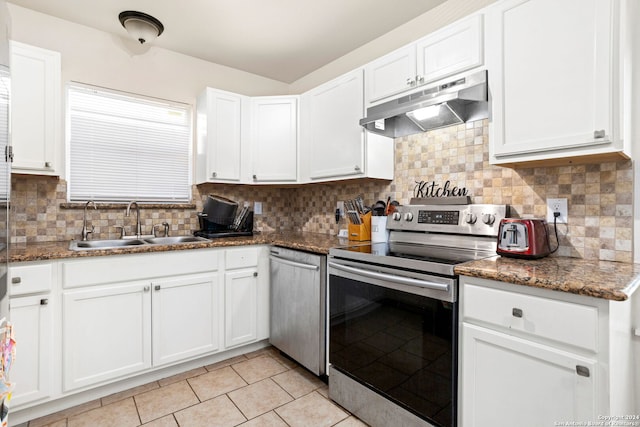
[9,119,633,262]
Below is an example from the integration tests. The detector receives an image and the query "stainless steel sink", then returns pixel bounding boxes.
[69,235,209,251]
[143,236,209,245]
[69,239,149,251]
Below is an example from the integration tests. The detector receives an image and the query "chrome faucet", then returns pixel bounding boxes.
[81,201,97,241]
[126,201,143,238]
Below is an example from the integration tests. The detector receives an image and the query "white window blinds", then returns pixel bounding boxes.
[68,84,191,202]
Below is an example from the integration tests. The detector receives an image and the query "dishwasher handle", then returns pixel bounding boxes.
[329,261,449,292]
[270,254,320,271]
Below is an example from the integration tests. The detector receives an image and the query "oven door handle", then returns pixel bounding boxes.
[329,262,449,292]
[270,254,320,271]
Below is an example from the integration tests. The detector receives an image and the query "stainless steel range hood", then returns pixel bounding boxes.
[360,70,488,138]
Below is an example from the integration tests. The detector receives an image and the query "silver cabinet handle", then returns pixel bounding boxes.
[329,261,449,292]
[45,161,52,168]
[354,165,361,172]
[270,254,320,271]
[143,286,150,292]
[576,365,590,377]
[594,130,606,139]
[40,298,48,305]
[211,172,217,178]
[253,174,257,180]
[512,308,523,318]
[406,77,415,86]
[11,277,20,284]
[416,75,425,84]
[154,285,161,291]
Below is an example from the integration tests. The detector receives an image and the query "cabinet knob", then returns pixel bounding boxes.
[11,277,21,284]
[40,298,48,305]
[253,174,257,180]
[593,130,606,139]
[143,286,150,292]
[512,308,523,318]
[211,172,217,178]
[253,272,258,277]
[354,165,361,172]
[576,365,590,377]
[154,285,161,291]
[406,77,416,87]
[44,161,52,168]
[416,75,425,84]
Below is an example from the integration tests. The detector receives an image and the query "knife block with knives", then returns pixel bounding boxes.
[348,211,371,241]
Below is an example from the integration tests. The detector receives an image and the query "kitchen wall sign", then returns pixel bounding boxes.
[414,180,468,198]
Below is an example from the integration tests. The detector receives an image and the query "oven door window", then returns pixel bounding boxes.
[329,273,457,427]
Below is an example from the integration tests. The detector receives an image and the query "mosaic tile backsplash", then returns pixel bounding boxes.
[10,119,634,263]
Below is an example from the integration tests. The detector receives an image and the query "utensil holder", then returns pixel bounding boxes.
[371,215,389,242]
[348,211,371,241]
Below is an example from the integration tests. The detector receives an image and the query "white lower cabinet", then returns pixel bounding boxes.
[62,282,152,392]
[152,273,221,367]
[459,276,637,427]
[224,269,258,348]
[461,324,597,426]
[9,295,54,406]
[224,247,270,348]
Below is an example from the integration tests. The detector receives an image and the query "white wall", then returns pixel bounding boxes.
[7,4,289,104]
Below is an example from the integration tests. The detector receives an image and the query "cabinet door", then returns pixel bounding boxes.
[196,88,247,183]
[460,323,598,427]
[10,41,60,175]
[365,44,416,104]
[416,14,483,84]
[251,97,298,182]
[62,282,151,391]
[224,269,258,348]
[152,273,221,367]
[487,0,619,162]
[8,295,53,407]
[305,70,365,180]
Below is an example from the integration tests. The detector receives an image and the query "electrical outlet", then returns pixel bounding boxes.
[254,201,263,215]
[546,198,568,224]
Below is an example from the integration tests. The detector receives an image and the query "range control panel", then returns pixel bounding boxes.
[388,204,509,237]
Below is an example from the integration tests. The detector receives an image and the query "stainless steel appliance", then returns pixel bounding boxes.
[360,70,488,138]
[328,203,508,427]
[269,247,327,376]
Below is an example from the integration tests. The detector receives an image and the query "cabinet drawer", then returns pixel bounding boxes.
[226,247,258,270]
[462,283,598,352]
[9,262,53,296]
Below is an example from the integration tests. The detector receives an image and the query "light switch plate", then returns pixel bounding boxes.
[254,201,262,215]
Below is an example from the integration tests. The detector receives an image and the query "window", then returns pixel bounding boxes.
[67,84,191,203]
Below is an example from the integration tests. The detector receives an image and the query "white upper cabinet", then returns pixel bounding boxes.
[487,0,628,165]
[195,88,250,184]
[301,69,394,182]
[365,14,483,105]
[416,14,483,84]
[10,41,61,175]
[250,96,298,183]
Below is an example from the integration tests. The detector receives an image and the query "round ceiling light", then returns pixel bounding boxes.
[118,11,164,45]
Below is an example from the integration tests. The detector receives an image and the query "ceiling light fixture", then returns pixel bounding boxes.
[118,10,164,45]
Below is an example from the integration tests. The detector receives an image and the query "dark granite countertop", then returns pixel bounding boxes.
[9,234,640,302]
[6,231,353,263]
[454,255,640,301]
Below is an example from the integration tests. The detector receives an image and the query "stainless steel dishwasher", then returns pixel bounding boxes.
[269,247,326,376]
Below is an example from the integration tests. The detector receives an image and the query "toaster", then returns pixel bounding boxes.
[496,218,551,259]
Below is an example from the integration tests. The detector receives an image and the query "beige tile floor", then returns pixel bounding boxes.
[21,347,368,427]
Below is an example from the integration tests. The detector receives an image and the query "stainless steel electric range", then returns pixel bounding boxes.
[328,202,509,427]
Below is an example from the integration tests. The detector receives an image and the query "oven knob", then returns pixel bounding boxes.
[404,212,414,222]
[482,213,496,225]
[465,213,477,224]
[392,212,402,221]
